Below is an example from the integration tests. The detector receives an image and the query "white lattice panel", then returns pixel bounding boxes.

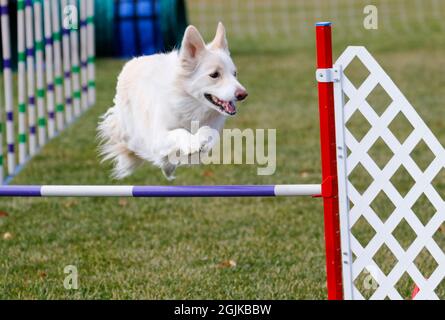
[334,46,445,300]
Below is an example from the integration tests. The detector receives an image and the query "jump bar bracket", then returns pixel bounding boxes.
[316,67,340,83]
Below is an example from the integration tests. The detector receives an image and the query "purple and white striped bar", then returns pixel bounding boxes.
[0,184,321,197]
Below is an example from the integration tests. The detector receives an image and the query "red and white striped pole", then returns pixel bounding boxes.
[315,22,343,300]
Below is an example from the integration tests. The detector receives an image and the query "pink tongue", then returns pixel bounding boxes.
[224,102,236,114]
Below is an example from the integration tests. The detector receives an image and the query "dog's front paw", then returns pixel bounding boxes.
[165,129,196,156]
[161,161,177,180]
[196,126,218,154]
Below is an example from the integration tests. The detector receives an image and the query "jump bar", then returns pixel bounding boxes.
[0,184,321,197]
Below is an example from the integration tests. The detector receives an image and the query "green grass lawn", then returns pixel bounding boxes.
[1,10,445,298]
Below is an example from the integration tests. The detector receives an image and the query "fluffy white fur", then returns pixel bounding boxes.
[97,23,247,180]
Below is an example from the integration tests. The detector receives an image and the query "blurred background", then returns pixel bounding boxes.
[93,0,445,55]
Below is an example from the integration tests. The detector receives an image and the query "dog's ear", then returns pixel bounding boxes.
[209,22,228,51]
[180,26,206,63]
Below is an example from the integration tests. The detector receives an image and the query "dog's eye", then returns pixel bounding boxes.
[209,71,220,79]
[233,71,237,77]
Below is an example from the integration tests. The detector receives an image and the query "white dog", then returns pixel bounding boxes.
[97,23,248,180]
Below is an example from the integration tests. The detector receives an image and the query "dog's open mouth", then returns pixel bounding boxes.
[204,93,236,115]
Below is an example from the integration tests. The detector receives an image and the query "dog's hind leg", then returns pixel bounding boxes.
[98,106,143,179]
[111,150,144,179]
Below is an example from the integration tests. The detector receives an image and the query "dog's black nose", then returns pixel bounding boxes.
[235,89,248,101]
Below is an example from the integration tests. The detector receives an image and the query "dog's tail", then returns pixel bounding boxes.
[97,107,143,179]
